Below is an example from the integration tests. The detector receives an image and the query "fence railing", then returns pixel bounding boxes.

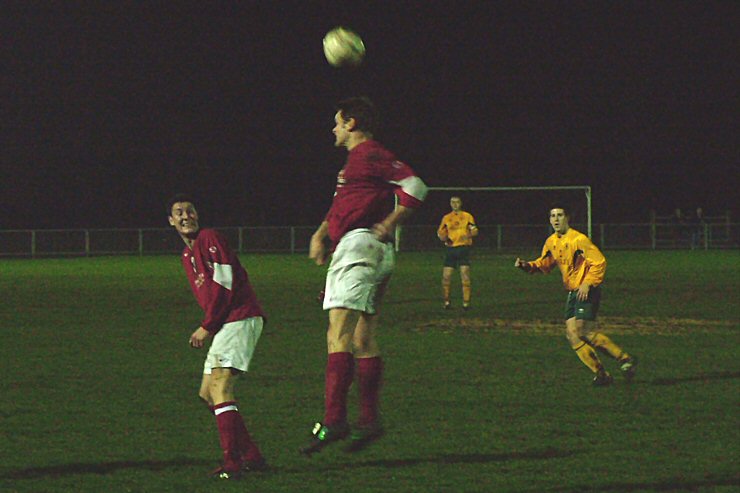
[1,223,737,257]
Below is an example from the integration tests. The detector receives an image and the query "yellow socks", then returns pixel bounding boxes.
[586,332,628,361]
[442,283,451,303]
[462,280,471,305]
[572,341,604,374]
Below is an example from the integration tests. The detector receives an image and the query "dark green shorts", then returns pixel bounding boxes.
[444,246,471,268]
[564,286,601,321]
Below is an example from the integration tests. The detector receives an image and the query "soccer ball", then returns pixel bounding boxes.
[323,27,365,67]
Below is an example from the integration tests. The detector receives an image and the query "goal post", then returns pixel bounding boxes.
[395,185,592,251]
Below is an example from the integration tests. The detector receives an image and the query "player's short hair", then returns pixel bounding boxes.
[549,203,570,217]
[167,193,196,216]
[336,96,379,136]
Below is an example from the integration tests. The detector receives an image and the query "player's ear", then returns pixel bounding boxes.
[168,215,175,226]
[345,117,357,131]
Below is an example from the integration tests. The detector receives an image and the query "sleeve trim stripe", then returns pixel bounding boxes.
[390,176,428,202]
[213,263,233,291]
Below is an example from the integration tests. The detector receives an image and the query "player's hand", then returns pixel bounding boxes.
[189,326,210,348]
[372,221,393,242]
[514,258,526,268]
[309,235,327,265]
[576,283,590,301]
[438,233,448,243]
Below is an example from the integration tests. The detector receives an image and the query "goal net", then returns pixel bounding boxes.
[396,186,592,252]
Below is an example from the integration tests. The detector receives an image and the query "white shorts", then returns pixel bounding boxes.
[323,228,395,314]
[203,317,263,374]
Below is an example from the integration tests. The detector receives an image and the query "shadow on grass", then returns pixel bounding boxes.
[546,474,740,492]
[649,370,740,386]
[0,457,208,480]
[1,449,576,480]
[289,447,577,473]
[385,297,438,305]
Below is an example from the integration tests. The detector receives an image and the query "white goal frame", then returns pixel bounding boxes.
[395,185,592,251]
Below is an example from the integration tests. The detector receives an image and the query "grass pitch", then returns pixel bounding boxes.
[1,250,738,492]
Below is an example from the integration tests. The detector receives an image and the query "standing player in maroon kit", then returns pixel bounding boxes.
[167,194,267,480]
[301,97,428,454]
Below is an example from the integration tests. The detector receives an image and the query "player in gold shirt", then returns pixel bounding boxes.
[515,205,637,386]
[437,196,478,310]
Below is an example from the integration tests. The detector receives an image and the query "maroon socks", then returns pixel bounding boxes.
[213,401,263,470]
[323,352,354,425]
[357,356,383,426]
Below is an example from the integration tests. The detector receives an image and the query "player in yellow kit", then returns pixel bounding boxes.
[515,205,637,386]
[437,196,478,310]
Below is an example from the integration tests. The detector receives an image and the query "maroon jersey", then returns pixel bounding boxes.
[326,140,427,247]
[181,228,265,333]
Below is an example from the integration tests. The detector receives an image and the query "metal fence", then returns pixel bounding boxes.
[1,223,737,257]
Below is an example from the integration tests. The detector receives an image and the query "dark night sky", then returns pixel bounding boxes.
[2,2,738,229]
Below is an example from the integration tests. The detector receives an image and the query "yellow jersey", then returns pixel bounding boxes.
[437,211,478,247]
[525,228,606,291]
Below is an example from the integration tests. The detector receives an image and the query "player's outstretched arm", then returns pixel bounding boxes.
[514,258,531,272]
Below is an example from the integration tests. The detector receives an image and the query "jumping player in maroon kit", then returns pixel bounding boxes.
[301,97,428,454]
[167,194,267,480]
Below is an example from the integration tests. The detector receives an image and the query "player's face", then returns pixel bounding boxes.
[549,208,569,234]
[450,198,462,211]
[332,111,352,148]
[169,202,200,237]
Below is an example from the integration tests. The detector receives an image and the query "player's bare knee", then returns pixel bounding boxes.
[352,335,372,355]
[565,325,580,345]
[327,327,353,352]
[198,392,212,406]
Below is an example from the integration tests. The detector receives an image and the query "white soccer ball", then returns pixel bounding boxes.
[323,27,365,67]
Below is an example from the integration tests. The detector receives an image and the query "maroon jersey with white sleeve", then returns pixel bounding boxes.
[181,229,265,334]
[325,140,427,247]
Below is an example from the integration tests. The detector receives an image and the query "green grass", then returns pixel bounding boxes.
[1,250,738,492]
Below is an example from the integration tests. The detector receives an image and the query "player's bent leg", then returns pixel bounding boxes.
[208,368,266,475]
[584,330,630,361]
[583,328,639,382]
[566,319,612,385]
